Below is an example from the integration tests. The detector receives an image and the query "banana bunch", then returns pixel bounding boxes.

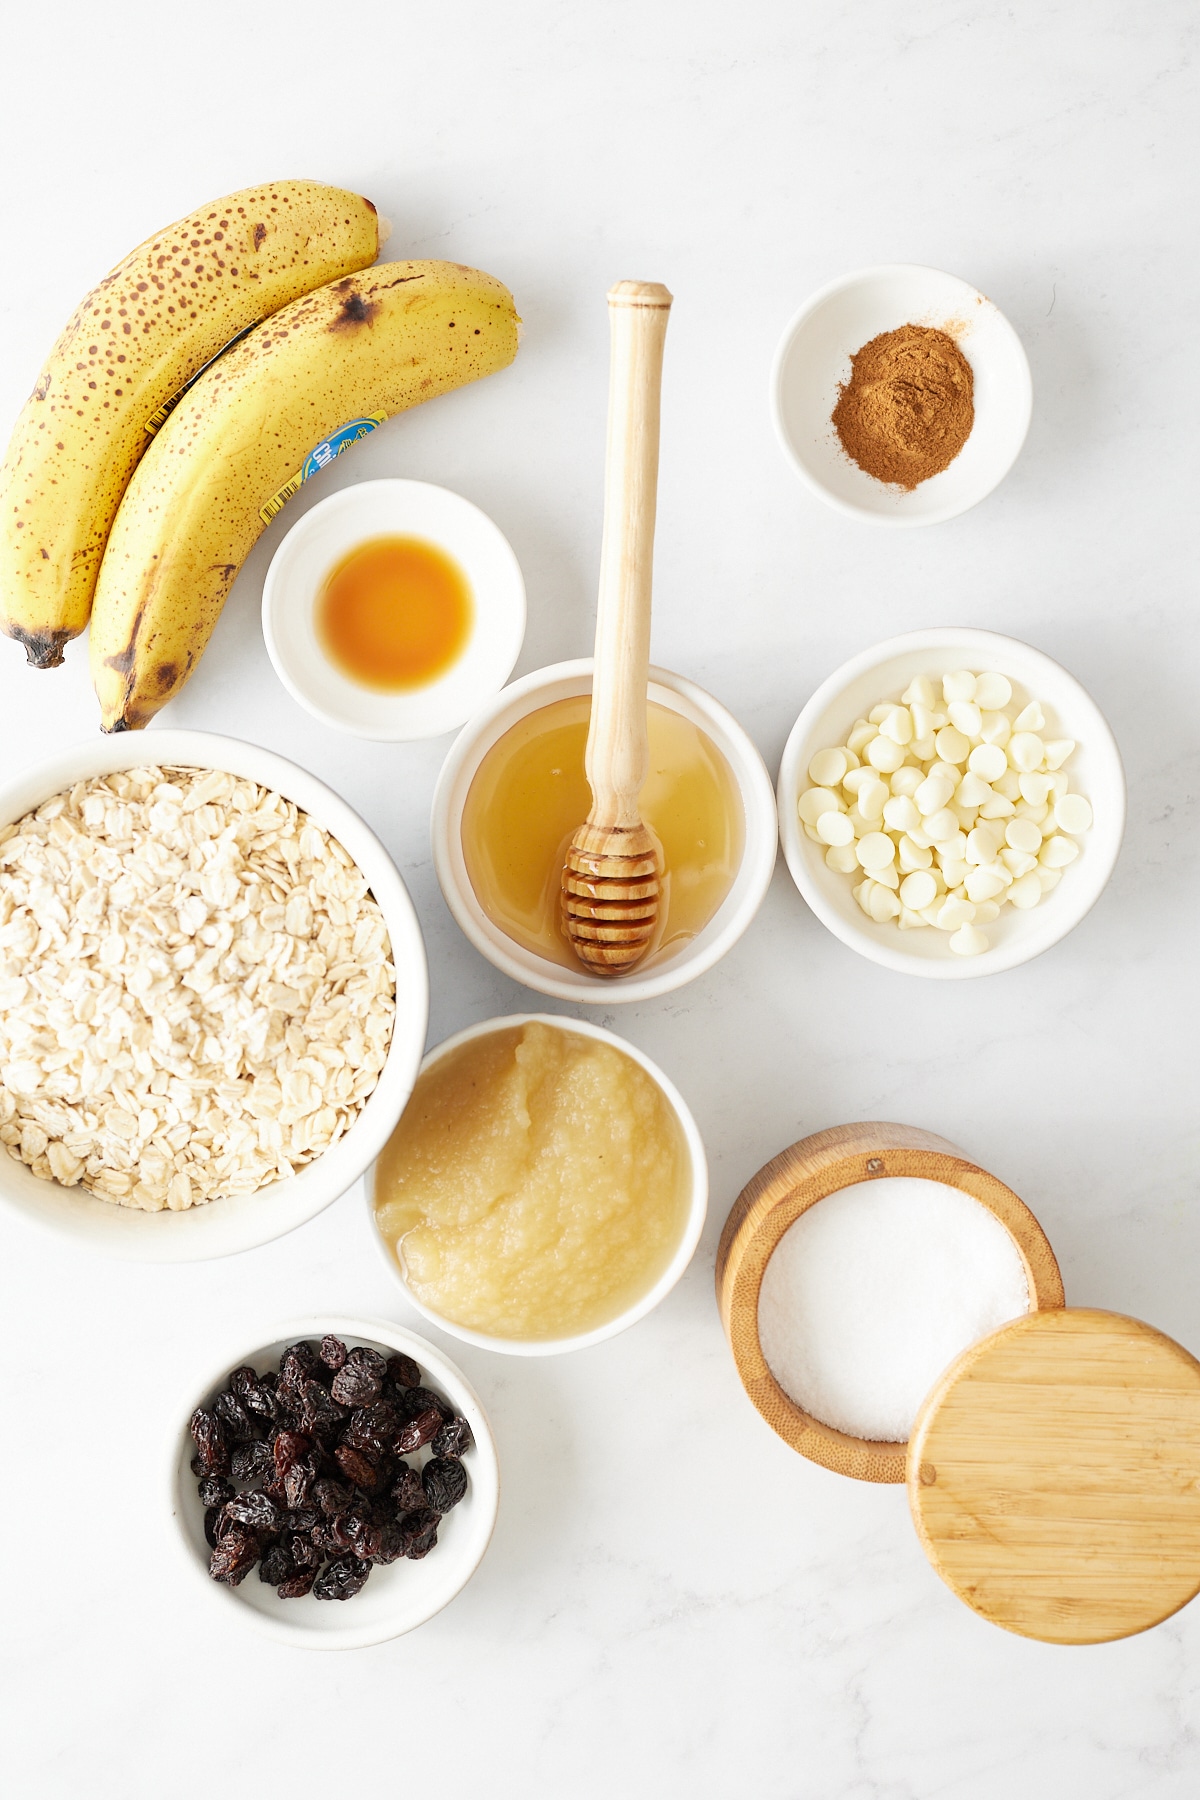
[89,260,519,731]
[0,181,382,669]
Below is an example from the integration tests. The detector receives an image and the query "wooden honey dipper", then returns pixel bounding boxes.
[561,279,673,975]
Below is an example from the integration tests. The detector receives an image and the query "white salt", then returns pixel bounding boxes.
[757,1176,1030,1443]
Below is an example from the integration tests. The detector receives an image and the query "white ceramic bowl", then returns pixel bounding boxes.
[431,659,777,1004]
[0,730,428,1258]
[771,265,1032,526]
[262,478,526,740]
[168,1316,499,1650]
[365,1013,709,1355]
[778,630,1125,979]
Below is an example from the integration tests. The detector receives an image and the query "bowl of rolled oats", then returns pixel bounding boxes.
[0,731,428,1259]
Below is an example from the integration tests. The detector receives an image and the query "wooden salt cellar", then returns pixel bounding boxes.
[716,1122,1064,1485]
[718,1122,1200,1644]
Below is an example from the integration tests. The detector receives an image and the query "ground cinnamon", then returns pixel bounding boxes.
[832,324,974,490]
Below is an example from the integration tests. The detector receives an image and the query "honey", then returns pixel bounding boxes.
[461,694,744,971]
[373,1021,692,1341]
[315,533,472,691]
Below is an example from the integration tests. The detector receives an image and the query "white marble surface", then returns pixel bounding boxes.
[1,2,1198,1793]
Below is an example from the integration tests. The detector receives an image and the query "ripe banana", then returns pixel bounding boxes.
[90,260,519,731]
[0,180,381,668]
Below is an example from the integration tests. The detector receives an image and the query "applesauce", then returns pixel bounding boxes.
[372,1021,692,1341]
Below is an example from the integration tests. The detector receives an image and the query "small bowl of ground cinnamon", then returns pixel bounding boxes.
[771,265,1031,526]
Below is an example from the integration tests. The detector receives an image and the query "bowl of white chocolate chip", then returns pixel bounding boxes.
[778,629,1125,978]
[0,731,428,1259]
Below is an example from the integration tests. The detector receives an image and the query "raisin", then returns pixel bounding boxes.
[299,1378,345,1437]
[403,1386,452,1423]
[282,1507,320,1535]
[405,1520,439,1561]
[330,1355,383,1408]
[203,1505,223,1549]
[272,1430,310,1481]
[344,1514,383,1560]
[230,1440,273,1485]
[213,1389,257,1443]
[334,1442,379,1488]
[189,1407,230,1476]
[280,1341,320,1384]
[343,1401,397,1455]
[313,1555,372,1602]
[284,1454,317,1510]
[319,1334,348,1372]
[259,1541,294,1585]
[395,1408,443,1455]
[391,1463,425,1514]
[197,1475,235,1509]
[287,1530,322,1571]
[242,1380,280,1422]
[386,1353,421,1390]
[422,1456,468,1513]
[372,1520,408,1565]
[278,1568,317,1599]
[209,1526,261,1585]
[312,1478,354,1517]
[225,1490,283,1534]
[228,1365,259,1399]
[431,1415,474,1459]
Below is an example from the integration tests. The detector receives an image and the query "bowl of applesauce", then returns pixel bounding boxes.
[365,1014,708,1355]
[431,659,777,1003]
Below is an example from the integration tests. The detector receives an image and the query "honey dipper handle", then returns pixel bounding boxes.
[585,279,673,828]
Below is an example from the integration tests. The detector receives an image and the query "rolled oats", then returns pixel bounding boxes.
[0,766,397,1211]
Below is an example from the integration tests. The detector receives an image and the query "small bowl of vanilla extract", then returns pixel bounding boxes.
[432,658,778,1004]
[262,478,526,741]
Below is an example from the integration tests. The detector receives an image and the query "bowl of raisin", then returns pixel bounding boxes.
[170,1316,499,1649]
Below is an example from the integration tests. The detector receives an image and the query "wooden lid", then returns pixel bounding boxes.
[909,1308,1200,1644]
[715,1123,1064,1484]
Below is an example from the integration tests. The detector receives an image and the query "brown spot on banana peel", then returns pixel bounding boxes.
[103,605,145,679]
[328,284,382,330]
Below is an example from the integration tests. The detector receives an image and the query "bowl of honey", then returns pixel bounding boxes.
[262,478,526,740]
[432,659,778,1003]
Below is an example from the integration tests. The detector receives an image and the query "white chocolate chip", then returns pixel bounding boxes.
[1018,771,1053,805]
[856,832,896,870]
[1005,817,1044,854]
[1008,732,1044,772]
[949,923,989,956]
[816,811,855,846]
[808,747,850,787]
[968,743,1008,783]
[935,726,971,764]
[899,870,938,910]
[1012,701,1045,733]
[1054,794,1093,834]
[799,787,844,826]
[879,705,913,745]
[882,794,922,834]
[866,735,907,774]
[942,670,977,703]
[946,701,982,739]
[1008,871,1043,908]
[973,673,1012,710]
[914,772,953,817]
[1039,834,1079,869]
